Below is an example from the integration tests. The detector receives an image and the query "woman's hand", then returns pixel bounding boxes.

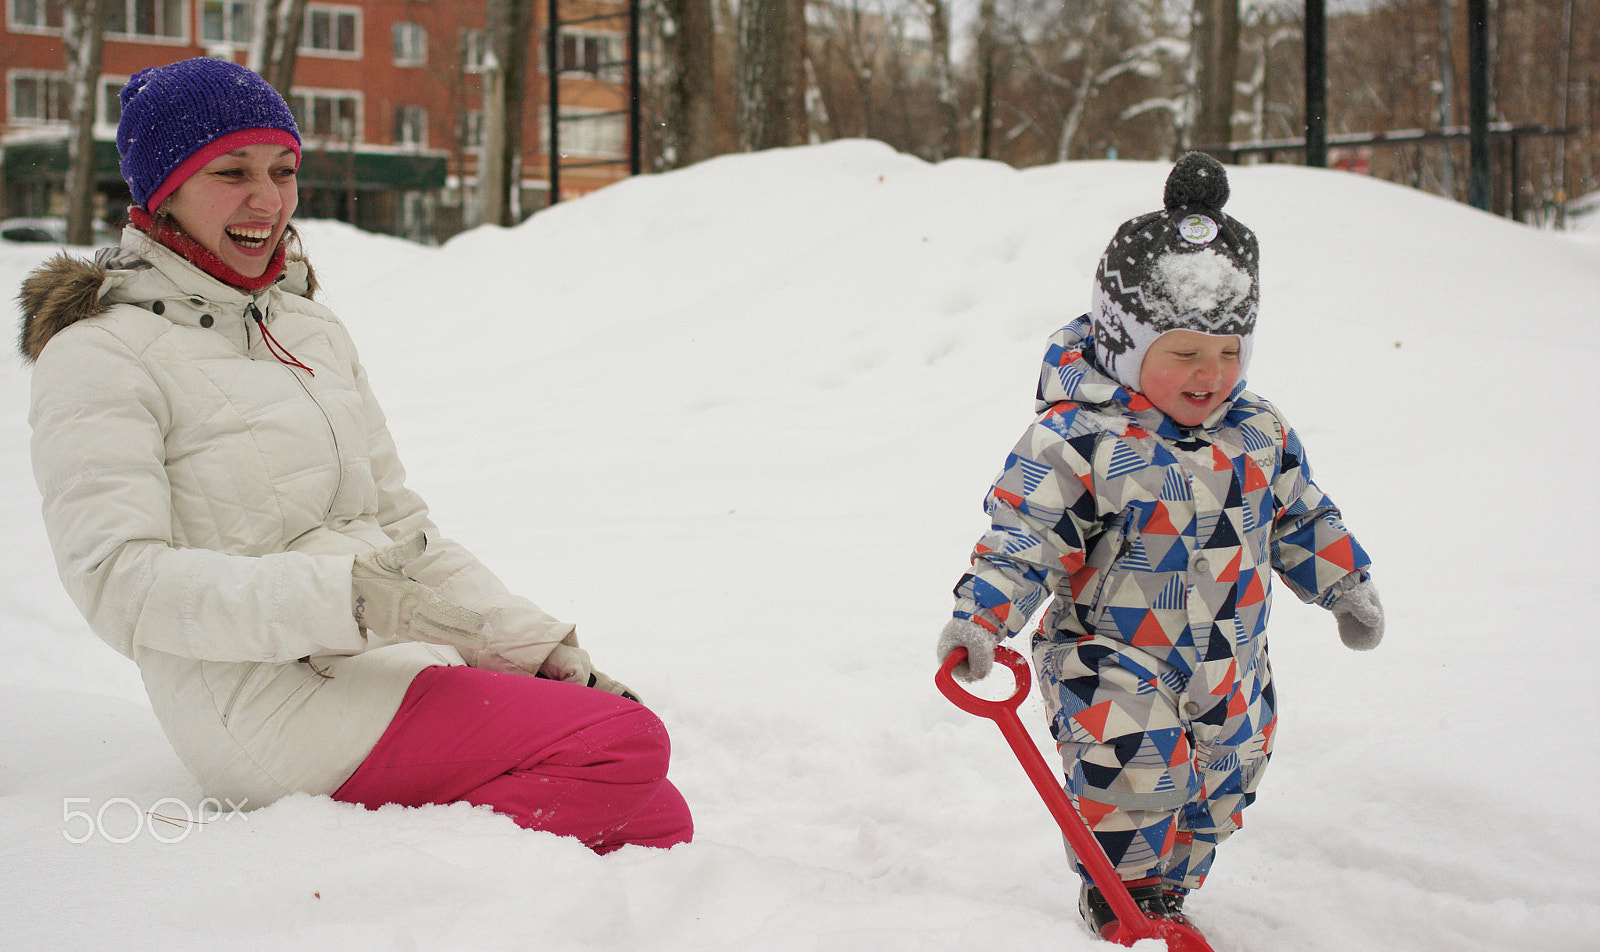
[351,533,486,647]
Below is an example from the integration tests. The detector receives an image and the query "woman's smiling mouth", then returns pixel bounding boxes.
[226,225,273,249]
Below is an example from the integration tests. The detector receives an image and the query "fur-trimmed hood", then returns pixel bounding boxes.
[16,225,316,363]
[20,220,479,807]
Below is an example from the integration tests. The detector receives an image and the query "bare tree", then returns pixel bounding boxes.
[481,50,510,226]
[484,0,534,222]
[62,0,106,245]
[659,0,718,167]
[975,0,999,158]
[738,0,808,149]
[1236,2,1301,145]
[917,0,960,159]
[1190,0,1241,150]
[979,0,1181,165]
[250,0,310,96]
[1050,3,1111,161]
[810,0,888,140]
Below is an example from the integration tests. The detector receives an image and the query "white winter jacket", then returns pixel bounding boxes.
[21,227,573,807]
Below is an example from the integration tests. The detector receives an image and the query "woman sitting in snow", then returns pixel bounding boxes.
[18,57,691,854]
[937,152,1381,939]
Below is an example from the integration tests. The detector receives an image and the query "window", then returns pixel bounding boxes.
[393,22,426,66]
[459,109,484,148]
[460,28,489,73]
[10,71,72,123]
[303,4,358,55]
[200,0,254,45]
[10,0,64,31]
[100,75,128,125]
[394,105,427,148]
[105,0,185,40]
[289,90,359,140]
[545,110,625,158]
[555,32,625,82]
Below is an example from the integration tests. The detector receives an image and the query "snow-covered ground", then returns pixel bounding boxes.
[2,141,1596,951]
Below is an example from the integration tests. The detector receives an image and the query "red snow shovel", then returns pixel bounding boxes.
[937,645,1216,952]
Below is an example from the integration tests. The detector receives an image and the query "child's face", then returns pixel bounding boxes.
[1138,330,1242,427]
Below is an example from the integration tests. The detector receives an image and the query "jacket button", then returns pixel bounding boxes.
[151,301,165,315]
[1193,556,1209,572]
[200,314,214,328]
[1184,701,1201,716]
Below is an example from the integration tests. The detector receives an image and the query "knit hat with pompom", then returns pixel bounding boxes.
[1089,152,1260,394]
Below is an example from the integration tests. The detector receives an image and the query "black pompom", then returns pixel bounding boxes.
[1163,151,1230,211]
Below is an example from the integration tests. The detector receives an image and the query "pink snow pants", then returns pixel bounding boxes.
[333,664,693,854]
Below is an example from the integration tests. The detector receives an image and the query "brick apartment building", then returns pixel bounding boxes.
[2,0,636,242]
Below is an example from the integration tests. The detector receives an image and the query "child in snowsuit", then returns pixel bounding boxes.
[937,152,1382,939]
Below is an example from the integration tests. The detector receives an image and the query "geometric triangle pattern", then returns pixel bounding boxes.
[1037,628,1277,887]
[953,316,1371,669]
[951,317,1364,889]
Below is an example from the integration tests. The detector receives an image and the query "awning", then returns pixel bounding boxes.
[3,136,447,192]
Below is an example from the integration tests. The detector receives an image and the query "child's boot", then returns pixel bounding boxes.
[1162,886,1200,932]
[1078,876,1170,939]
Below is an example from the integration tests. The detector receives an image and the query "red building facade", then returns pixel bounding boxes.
[2,0,634,241]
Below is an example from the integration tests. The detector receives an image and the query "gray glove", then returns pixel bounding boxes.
[351,533,486,649]
[937,617,998,682]
[1330,576,1384,650]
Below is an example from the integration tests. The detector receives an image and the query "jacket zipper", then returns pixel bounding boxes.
[1085,510,1137,632]
[247,301,345,521]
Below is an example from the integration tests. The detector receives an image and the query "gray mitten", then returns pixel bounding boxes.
[937,617,998,682]
[533,637,640,701]
[476,630,640,702]
[536,638,593,685]
[1330,576,1384,650]
[351,533,486,648]
[585,666,641,702]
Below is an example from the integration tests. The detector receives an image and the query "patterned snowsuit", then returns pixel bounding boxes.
[953,317,1369,891]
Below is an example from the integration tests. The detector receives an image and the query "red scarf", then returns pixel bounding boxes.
[128,206,313,375]
[129,206,287,292]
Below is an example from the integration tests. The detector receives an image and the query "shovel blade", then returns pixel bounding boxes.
[1104,915,1215,951]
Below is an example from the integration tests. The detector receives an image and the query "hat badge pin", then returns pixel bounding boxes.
[1178,213,1219,245]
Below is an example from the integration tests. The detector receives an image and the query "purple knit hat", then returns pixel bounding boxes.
[117,58,301,211]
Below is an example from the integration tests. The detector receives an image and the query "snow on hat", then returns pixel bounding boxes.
[1089,151,1259,394]
[117,58,301,212]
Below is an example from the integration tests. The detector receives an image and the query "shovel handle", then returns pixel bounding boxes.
[934,642,1033,716]
[937,646,1210,949]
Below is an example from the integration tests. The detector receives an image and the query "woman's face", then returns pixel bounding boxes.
[160,143,298,278]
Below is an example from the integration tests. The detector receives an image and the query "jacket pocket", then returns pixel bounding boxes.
[219,661,264,726]
[1083,509,1140,634]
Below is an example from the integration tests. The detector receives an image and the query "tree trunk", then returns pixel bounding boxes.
[1191,0,1241,151]
[252,0,309,97]
[976,0,997,159]
[1435,0,1458,195]
[737,0,807,150]
[487,0,533,222]
[661,0,716,167]
[62,0,105,243]
[481,53,508,226]
[920,0,959,160]
[1055,7,1108,162]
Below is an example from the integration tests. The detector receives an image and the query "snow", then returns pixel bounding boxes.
[2,140,1597,951]
[1152,246,1252,320]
